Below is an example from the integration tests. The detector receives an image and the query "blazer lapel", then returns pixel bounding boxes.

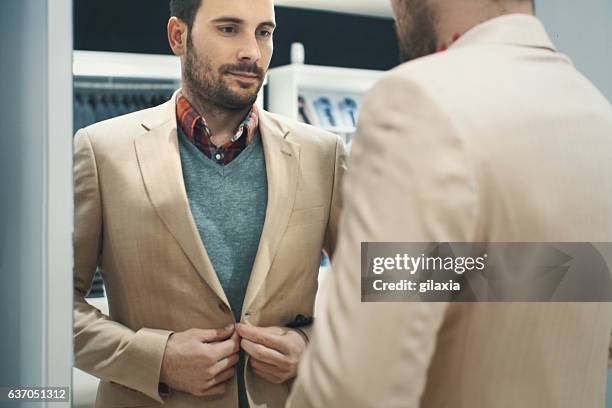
[242,111,301,314]
[134,97,229,307]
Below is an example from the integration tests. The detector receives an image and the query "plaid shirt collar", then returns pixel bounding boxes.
[176,91,259,165]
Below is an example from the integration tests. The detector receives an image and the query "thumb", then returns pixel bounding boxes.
[194,324,235,343]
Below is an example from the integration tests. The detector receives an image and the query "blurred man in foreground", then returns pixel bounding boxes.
[288,0,612,407]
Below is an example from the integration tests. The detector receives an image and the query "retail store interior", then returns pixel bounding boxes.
[0,0,611,406]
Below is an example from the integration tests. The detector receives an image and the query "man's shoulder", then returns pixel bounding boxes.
[260,110,340,151]
[378,45,504,92]
[365,42,588,121]
[78,103,170,145]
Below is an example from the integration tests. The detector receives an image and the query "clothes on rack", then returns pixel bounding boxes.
[73,90,174,131]
[89,269,105,299]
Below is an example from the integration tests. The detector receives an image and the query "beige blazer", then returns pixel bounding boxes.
[73,93,347,407]
[287,14,612,408]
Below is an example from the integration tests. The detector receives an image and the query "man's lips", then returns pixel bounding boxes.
[227,71,260,81]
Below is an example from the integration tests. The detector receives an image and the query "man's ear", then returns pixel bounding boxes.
[167,17,188,56]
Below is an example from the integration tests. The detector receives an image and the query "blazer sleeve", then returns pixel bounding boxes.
[286,74,478,407]
[73,129,173,403]
[294,135,348,344]
[322,134,349,261]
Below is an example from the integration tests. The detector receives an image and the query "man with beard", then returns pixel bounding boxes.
[287,0,612,407]
[72,0,346,407]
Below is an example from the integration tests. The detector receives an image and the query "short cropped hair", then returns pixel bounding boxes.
[169,0,202,31]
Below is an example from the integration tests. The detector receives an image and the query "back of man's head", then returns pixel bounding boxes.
[392,0,535,62]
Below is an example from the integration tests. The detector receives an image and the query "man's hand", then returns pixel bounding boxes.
[160,324,240,397]
[236,323,308,384]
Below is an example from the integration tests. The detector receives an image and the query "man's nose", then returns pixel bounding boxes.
[237,34,262,62]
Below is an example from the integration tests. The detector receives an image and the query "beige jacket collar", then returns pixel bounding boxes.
[450,14,557,52]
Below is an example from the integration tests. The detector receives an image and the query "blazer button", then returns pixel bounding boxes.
[218,302,230,314]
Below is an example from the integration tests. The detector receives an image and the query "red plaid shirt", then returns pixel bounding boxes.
[176,91,259,165]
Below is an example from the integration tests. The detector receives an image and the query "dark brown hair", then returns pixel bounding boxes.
[169,0,202,31]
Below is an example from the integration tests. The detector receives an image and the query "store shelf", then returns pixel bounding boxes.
[269,64,382,93]
[73,51,181,80]
[267,63,382,149]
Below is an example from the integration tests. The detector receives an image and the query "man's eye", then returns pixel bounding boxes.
[258,30,272,38]
[219,26,236,34]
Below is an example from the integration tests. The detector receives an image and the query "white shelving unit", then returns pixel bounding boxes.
[267,63,383,145]
[73,50,182,81]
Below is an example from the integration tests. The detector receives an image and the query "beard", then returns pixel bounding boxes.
[395,0,438,63]
[183,34,265,111]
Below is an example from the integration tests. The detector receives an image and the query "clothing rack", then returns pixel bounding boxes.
[73,77,178,136]
[72,51,183,137]
[74,80,178,91]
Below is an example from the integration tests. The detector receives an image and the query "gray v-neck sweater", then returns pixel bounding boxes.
[178,127,268,408]
[178,127,268,319]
